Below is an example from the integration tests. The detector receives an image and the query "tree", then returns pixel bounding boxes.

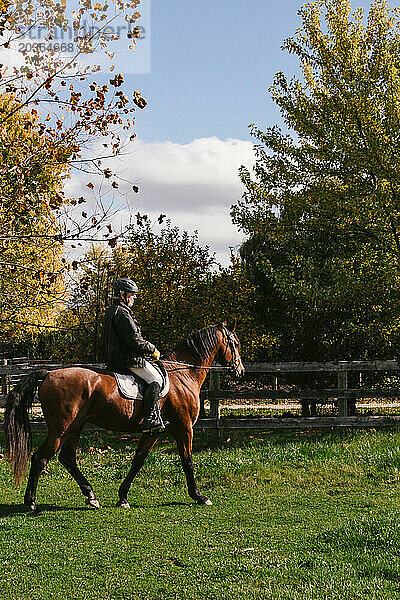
[232,0,400,360]
[0,0,149,349]
[0,94,69,342]
[1,0,146,196]
[53,218,263,363]
[53,219,217,361]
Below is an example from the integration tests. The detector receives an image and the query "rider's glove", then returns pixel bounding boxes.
[152,348,161,361]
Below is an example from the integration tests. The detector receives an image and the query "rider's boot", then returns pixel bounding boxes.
[142,382,168,433]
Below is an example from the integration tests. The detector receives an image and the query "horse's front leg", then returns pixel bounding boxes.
[117,431,160,508]
[176,427,212,506]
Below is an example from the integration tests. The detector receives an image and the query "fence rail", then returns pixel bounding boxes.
[206,359,400,424]
[242,360,400,373]
[1,359,400,430]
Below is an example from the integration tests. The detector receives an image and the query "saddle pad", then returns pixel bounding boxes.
[114,369,170,400]
[114,373,141,399]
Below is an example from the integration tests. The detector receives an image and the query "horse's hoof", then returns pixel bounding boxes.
[28,506,41,516]
[116,499,130,509]
[85,497,100,509]
[197,497,212,506]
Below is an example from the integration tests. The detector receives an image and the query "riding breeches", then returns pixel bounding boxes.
[129,360,163,387]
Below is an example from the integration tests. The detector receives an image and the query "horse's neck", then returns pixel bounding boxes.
[169,345,219,388]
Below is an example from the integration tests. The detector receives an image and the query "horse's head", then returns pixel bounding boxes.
[215,320,245,378]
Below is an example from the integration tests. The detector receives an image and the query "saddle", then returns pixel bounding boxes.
[113,363,170,400]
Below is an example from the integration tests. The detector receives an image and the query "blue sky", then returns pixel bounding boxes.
[96,0,391,265]
[131,0,384,144]
[131,0,301,143]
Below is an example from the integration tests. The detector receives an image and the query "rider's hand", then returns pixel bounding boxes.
[152,348,161,361]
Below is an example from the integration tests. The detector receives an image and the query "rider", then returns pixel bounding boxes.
[103,277,167,433]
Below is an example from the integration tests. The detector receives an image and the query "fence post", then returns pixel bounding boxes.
[209,370,221,427]
[1,359,8,396]
[199,389,206,418]
[337,362,348,417]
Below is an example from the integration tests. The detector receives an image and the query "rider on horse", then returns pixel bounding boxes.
[103,278,167,433]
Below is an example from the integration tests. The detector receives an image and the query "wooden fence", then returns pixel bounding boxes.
[2,359,400,431]
[199,360,400,430]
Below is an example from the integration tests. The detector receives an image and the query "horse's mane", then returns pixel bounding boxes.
[167,325,220,362]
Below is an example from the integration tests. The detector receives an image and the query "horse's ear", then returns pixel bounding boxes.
[217,319,236,332]
[228,318,237,332]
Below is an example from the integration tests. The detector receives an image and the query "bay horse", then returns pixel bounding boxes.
[4,321,244,515]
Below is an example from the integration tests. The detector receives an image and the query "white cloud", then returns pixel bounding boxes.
[131,137,252,187]
[64,136,255,265]
[122,137,255,264]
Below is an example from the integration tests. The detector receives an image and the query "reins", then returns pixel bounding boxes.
[162,360,232,372]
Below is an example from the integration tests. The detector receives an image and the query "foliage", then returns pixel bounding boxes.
[203,256,271,361]
[0,95,69,344]
[51,219,262,363]
[232,0,400,360]
[1,0,146,210]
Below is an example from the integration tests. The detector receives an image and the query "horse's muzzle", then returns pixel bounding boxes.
[231,362,245,379]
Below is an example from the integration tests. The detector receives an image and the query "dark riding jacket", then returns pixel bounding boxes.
[103,300,155,370]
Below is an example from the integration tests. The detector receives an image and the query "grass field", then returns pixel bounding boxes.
[1,428,400,599]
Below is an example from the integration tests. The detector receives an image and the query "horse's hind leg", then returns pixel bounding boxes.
[176,427,212,506]
[117,431,160,508]
[24,435,62,515]
[58,428,100,509]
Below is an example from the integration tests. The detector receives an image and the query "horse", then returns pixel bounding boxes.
[4,321,244,515]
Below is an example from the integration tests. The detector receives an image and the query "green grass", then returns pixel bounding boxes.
[2,429,400,599]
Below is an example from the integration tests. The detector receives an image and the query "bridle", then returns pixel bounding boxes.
[221,325,242,375]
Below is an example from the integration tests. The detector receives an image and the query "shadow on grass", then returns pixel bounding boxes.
[357,567,400,583]
[156,501,193,507]
[0,503,90,517]
[193,426,400,452]
[4,426,400,458]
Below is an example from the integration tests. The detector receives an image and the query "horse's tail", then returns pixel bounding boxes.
[4,369,49,486]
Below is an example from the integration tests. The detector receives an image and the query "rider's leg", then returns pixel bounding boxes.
[142,381,165,432]
[129,361,167,432]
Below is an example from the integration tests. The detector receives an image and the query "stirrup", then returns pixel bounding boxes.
[142,419,169,433]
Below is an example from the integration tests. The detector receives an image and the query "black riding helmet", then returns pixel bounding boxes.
[114,278,139,296]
